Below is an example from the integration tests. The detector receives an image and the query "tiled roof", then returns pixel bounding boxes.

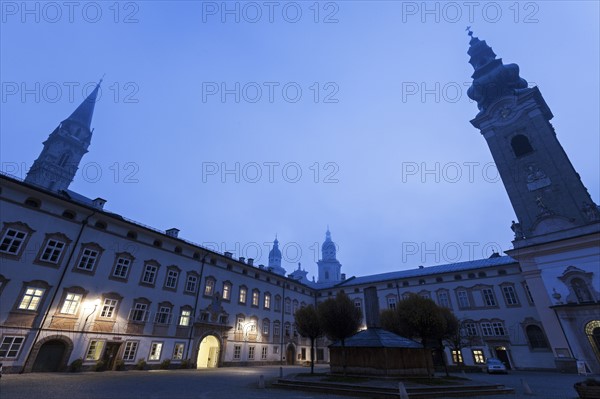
[329,328,423,348]
[335,255,517,287]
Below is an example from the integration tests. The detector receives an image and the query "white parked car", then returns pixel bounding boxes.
[486,358,508,374]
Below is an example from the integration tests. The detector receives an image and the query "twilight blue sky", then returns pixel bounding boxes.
[1,1,598,280]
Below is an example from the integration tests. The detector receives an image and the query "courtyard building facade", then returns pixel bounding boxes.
[1,34,598,374]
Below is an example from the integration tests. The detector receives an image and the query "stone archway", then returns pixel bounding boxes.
[197,335,220,368]
[28,335,74,372]
[585,320,600,367]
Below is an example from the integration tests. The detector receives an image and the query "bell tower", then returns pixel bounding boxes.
[317,228,342,283]
[25,81,101,192]
[467,31,599,243]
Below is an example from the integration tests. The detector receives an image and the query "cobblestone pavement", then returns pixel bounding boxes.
[0,366,596,399]
[0,365,347,399]
[437,370,597,399]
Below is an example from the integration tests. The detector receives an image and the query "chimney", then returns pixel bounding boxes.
[166,228,179,238]
[239,257,245,263]
[224,252,233,258]
[363,286,381,329]
[258,264,265,269]
[247,258,254,266]
[92,197,106,210]
[418,265,424,269]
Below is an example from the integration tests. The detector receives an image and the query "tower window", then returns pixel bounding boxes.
[58,153,71,167]
[511,134,533,157]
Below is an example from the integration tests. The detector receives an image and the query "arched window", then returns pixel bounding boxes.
[572,278,593,303]
[511,135,533,157]
[58,153,71,167]
[526,325,549,348]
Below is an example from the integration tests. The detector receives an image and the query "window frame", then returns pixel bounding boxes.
[163,266,180,291]
[148,341,163,362]
[140,260,160,287]
[0,335,26,358]
[0,222,35,259]
[110,252,135,282]
[35,233,70,266]
[72,242,104,275]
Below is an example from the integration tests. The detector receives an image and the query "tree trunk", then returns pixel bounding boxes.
[341,340,347,376]
[310,337,315,375]
[440,346,449,377]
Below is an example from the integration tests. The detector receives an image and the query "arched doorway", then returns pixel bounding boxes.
[286,344,295,365]
[32,340,67,372]
[585,320,600,366]
[197,335,220,368]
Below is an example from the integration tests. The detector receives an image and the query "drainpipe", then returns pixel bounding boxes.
[20,211,96,373]
[280,281,286,364]
[185,253,209,364]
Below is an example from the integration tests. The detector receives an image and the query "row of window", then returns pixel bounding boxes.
[1,226,312,309]
[383,283,533,311]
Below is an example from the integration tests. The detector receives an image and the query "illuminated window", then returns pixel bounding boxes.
[472,349,485,364]
[60,293,82,315]
[239,286,247,304]
[86,340,105,360]
[263,320,270,335]
[18,287,45,311]
[148,342,163,361]
[222,282,231,300]
[100,298,118,318]
[252,290,260,307]
[179,309,191,326]
[451,350,463,364]
[172,343,185,360]
[264,293,271,309]
[237,317,244,332]
[204,278,215,296]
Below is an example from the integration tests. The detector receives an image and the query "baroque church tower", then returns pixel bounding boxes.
[467,31,599,244]
[267,237,286,276]
[317,228,342,284]
[25,81,101,192]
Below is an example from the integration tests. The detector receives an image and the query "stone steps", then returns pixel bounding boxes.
[273,378,515,398]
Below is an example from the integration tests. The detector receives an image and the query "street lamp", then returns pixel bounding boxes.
[82,298,101,330]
